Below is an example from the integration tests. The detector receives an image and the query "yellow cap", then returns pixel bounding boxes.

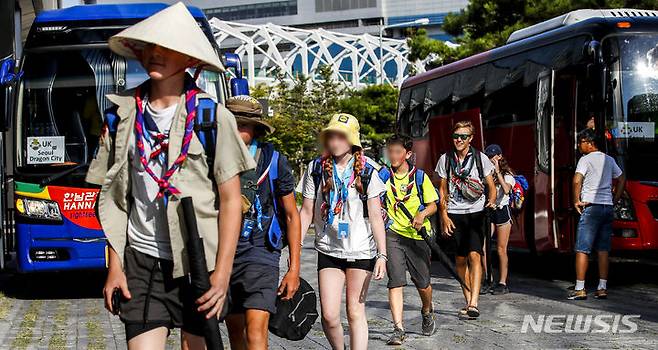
[320,113,362,149]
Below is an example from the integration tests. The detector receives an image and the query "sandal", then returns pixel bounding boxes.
[466,305,480,318]
[458,307,468,318]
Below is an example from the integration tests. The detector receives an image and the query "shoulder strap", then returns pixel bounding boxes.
[473,148,485,181]
[360,162,374,218]
[268,150,280,214]
[311,157,323,196]
[445,151,452,181]
[195,97,217,166]
[415,169,425,202]
[378,167,391,184]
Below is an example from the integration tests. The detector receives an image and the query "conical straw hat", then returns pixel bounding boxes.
[108,2,224,72]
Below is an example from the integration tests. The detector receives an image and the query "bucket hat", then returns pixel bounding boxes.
[227,95,275,135]
[320,113,362,149]
[108,2,224,72]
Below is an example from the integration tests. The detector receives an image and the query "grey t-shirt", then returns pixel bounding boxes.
[575,151,623,205]
[435,151,495,214]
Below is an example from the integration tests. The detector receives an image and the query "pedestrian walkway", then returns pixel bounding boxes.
[1,234,657,349]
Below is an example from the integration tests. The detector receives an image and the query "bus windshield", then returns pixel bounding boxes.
[17,48,223,176]
[607,34,658,181]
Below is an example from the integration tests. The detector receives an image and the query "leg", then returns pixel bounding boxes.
[496,223,512,285]
[181,331,206,350]
[388,287,404,330]
[597,251,609,281]
[127,327,168,350]
[575,252,589,281]
[345,268,372,350]
[417,285,433,313]
[225,314,247,350]
[467,251,483,307]
[319,267,346,350]
[455,255,470,305]
[244,309,271,350]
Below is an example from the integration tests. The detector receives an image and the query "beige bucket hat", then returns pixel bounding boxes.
[227,95,275,135]
[108,2,224,72]
[320,113,362,149]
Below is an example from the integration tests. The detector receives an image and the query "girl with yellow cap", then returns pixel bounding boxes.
[298,113,388,350]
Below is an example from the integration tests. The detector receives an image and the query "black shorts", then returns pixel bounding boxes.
[317,251,376,272]
[490,205,512,226]
[386,231,431,289]
[120,246,207,340]
[228,263,279,314]
[448,212,486,257]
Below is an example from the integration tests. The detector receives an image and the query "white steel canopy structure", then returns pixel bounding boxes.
[208,18,423,87]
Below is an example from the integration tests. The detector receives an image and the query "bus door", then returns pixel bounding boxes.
[534,71,559,252]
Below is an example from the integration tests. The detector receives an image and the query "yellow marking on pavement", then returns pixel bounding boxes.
[85,300,105,350]
[0,291,13,320]
[48,301,70,350]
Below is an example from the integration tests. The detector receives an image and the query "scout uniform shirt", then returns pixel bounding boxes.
[384,170,439,240]
[86,87,256,279]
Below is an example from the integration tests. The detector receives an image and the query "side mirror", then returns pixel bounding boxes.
[223,52,250,96]
[585,40,602,64]
[0,57,21,132]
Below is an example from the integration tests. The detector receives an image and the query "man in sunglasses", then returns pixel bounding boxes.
[435,121,496,319]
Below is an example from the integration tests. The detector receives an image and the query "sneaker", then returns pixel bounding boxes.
[492,283,509,295]
[594,289,608,299]
[386,327,406,345]
[480,281,492,295]
[421,309,436,336]
[567,289,587,300]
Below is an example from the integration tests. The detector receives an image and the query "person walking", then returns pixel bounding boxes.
[298,113,387,350]
[224,96,302,350]
[436,121,496,319]
[483,144,515,295]
[380,135,439,345]
[87,3,255,349]
[569,128,625,300]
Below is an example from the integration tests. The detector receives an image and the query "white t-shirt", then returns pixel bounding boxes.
[127,101,178,260]
[575,151,623,205]
[495,173,516,209]
[299,156,386,260]
[435,151,495,214]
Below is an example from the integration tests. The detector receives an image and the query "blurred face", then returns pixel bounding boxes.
[386,143,411,168]
[324,132,352,157]
[489,154,502,163]
[140,44,194,81]
[237,122,256,145]
[587,116,596,130]
[452,127,473,152]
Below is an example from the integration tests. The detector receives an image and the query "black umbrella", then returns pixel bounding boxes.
[397,205,469,291]
[181,197,224,350]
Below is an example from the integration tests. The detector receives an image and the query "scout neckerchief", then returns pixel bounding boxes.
[326,156,355,225]
[448,147,475,192]
[388,164,417,212]
[134,82,200,200]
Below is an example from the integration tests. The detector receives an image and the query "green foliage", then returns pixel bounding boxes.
[409,0,658,67]
[260,66,398,171]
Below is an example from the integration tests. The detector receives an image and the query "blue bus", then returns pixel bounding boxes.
[3,3,247,273]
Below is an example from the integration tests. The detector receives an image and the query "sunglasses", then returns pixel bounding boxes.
[452,133,472,141]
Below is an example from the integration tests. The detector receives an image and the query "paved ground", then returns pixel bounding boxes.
[1,234,657,349]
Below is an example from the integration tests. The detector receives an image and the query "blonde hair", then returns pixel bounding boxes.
[453,120,474,134]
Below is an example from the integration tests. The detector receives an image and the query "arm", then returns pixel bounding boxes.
[484,174,497,208]
[299,197,315,237]
[197,175,242,318]
[497,172,513,195]
[412,201,437,230]
[613,173,626,204]
[573,172,587,214]
[277,193,301,300]
[438,178,455,236]
[367,197,387,280]
[102,247,131,314]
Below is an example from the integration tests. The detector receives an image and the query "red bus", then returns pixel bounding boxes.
[398,9,658,256]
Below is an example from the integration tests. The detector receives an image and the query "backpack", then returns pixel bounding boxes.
[268,277,318,341]
[310,156,377,218]
[509,174,529,211]
[378,166,435,210]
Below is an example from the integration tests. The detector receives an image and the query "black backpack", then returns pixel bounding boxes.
[268,277,318,341]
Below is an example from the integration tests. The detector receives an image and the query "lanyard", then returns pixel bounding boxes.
[389,166,417,211]
[249,140,258,158]
[134,83,199,200]
[327,156,355,225]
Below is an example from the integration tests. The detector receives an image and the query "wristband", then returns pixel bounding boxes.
[376,253,388,262]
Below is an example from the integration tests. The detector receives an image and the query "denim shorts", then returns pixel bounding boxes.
[575,204,614,254]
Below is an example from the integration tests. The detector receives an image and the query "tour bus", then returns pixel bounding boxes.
[3,3,247,272]
[399,9,658,256]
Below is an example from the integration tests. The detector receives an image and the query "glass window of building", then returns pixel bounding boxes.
[205,1,298,21]
[316,0,377,12]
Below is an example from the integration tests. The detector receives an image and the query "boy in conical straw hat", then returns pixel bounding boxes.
[86,2,255,349]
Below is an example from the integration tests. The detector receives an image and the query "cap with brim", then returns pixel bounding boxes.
[228,95,275,135]
[485,144,503,157]
[320,113,362,149]
[108,2,224,72]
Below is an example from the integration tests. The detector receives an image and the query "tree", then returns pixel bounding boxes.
[409,0,658,68]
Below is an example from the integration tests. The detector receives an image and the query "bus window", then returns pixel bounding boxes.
[536,72,553,173]
[482,81,535,128]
